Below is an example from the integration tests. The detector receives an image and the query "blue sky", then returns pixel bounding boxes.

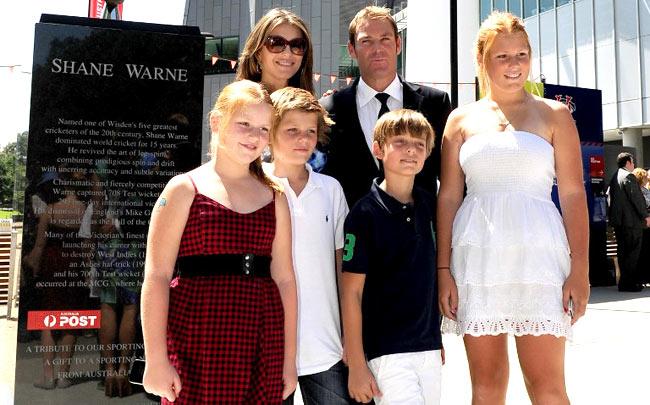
[0,0,186,147]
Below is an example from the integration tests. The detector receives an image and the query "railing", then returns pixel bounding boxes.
[1,219,21,319]
[0,219,11,306]
[606,225,620,284]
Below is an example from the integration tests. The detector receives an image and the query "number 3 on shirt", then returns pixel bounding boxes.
[343,233,356,262]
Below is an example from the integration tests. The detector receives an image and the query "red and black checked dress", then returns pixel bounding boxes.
[164,178,284,404]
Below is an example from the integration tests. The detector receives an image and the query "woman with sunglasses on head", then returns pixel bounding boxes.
[237,8,313,94]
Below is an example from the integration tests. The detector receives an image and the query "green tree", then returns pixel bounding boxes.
[0,144,15,207]
[0,131,28,211]
[13,131,28,213]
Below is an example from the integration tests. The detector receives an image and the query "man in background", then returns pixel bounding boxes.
[608,152,650,292]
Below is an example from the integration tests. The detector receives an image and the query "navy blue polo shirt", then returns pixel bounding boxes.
[342,180,442,361]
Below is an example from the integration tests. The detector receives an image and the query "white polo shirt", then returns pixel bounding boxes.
[263,163,349,376]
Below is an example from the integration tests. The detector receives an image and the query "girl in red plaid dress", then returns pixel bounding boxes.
[141,80,298,404]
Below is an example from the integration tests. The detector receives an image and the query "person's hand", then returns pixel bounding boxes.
[645,216,650,228]
[438,270,458,321]
[348,363,381,403]
[115,374,133,397]
[104,374,133,398]
[142,359,182,402]
[282,361,298,400]
[104,375,117,397]
[562,269,589,325]
[321,88,338,98]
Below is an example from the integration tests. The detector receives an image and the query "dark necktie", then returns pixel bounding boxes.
[375,92,390,119]
[374,93,390,174]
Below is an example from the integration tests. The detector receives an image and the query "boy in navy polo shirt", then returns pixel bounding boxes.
[341,109,442,405]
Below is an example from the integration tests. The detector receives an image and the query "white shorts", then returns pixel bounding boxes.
[367,349,442,405]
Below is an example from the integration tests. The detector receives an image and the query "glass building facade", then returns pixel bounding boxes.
[478,0,650,165]
[480,0,575,20]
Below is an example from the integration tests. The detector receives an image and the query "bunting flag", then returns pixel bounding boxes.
[0,66,355,82]
[0,65,30,74]
[209,55,238,70]
[197,61,354,84]
[309,74,353,85]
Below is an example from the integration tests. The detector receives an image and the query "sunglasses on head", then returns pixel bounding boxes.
[264,35,307,56]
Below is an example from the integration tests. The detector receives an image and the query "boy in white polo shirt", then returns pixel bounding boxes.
[263,87,352,405]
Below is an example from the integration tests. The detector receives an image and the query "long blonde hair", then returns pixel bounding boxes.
[208,80,280,191]
[475,11,532,95]
[236,8,314,94]
[632,168,648,187]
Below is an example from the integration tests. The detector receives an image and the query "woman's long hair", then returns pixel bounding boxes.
[236,8,314,94]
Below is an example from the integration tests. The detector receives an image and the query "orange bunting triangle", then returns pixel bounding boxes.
[230,60,236,69]
[313,73,321,82]
[345,77,352,85]
[211,56,218,66]
[330,75,337,84]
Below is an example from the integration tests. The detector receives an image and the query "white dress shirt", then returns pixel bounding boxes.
[356,74,403,166]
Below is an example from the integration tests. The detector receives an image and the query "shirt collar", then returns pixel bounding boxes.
[370,178,418,214]
[304,163,323,188]
[357,74,403,108]
[262,162,322,190]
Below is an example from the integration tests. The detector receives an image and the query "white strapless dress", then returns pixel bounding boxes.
[442,131,572,338]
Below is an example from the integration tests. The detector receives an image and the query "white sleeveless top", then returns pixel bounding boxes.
[442,131,572,338]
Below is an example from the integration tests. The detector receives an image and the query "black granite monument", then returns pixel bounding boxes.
[15,15,203,403]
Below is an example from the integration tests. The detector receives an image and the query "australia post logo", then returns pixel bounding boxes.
[27,310,101,330]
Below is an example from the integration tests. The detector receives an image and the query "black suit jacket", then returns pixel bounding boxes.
[319,76,451,208]
[608,168,648,229]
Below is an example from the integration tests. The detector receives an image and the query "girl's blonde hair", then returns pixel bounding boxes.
[632,168,648,186]
[475,11,532,95]
[208,80,280,191]
[236,8,314,94]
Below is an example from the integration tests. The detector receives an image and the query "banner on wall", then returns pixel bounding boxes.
[15,14,203,403]
[543,83,611,285]
[88,0,124,20]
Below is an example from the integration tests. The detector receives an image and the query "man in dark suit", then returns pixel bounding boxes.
[320,6,451,207]
[608,152,650,292]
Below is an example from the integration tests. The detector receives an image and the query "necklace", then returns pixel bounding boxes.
[493,94,530,131]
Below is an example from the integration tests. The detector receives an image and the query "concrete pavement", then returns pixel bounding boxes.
[439,286,650,404]
[2,286,649,404]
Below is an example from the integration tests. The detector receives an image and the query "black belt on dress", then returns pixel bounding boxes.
[176,254,272,278]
